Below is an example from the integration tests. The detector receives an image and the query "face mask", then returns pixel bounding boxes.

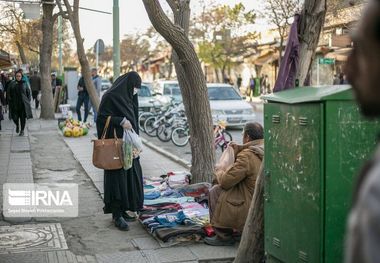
[133,88,138,95]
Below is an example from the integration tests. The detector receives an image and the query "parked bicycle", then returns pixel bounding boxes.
[171,120,232,152]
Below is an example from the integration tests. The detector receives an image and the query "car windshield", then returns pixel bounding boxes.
[172,87,181,96]
[208,86,241,100]
[163,83,181,96]
[138,85,151,97]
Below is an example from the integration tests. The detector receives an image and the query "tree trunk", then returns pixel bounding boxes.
[278,36,284,68]
[234,161,265,263]
[168,48,174,79]
[143,0,215,183]
[16,41,27,65]
[63,0,99,111]
[214,68,220,83]
[296,0,327,86]
[39,0,55,119]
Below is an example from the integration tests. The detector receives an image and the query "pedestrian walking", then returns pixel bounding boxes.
[333,74,340,85]
[0,81,5,131]
[3,73,12,118]
[248,76,255,101]
[29,71,41,109]
[76,76,89,123]
[96,71,143,231]
[237,74,242,92]
[344,0,380,262]
[89,68,102,123]
[7,70,33,136]
[51,72,62,97]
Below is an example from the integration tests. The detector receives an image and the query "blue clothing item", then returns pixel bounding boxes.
[23,76,30,89]
[144,185,155,189]
[161,189,183,198]
[154,212,179,227]
[143,196,194,206]
[144,191,161,200]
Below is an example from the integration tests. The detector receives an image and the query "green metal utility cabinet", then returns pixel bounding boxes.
[262,86,379,263]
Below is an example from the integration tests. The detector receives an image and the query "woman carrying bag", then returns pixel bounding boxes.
[8,70,33,136]
[96,71,143,231]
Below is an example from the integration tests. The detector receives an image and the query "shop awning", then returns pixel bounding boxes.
[253,50,279,66]
[325,47,352,62]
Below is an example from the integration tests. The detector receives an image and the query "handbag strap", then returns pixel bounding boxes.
[101,116,111,140]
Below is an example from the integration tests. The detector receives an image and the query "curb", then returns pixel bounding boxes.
[141,138,191,170]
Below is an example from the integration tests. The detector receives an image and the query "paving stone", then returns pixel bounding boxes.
[96,251,148,263]
[132,237,160,250]
[0,252,48,263]
[144,247,197,263]
[188,244,237,261]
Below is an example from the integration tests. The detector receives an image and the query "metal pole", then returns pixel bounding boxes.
[58,15,63,76]
[113,0,120,81]
[96,40,99,70]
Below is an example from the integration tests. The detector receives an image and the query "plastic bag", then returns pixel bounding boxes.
[124,129,143,152]
[215,146,235,171]
[122,133,133,170]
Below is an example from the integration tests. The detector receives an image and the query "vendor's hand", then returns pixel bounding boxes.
[228,142,240,156]
[122,119,132,130]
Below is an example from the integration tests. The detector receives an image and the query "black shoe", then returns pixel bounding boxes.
[204,236,235,246]
[114,216,130,231]
[122,211,137,222]
[19,130,24,136]
[16,126,19,133]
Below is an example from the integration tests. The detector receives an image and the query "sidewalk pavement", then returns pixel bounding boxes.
[0,114,238,263]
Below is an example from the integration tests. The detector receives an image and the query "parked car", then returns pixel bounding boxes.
[138,82,162,112]
[152,80,182,106]
[101,79,112,91]
[207,83,255,127]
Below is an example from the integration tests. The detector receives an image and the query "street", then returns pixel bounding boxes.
[141,105,264,164]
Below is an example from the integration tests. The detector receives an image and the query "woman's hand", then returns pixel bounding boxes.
[122,119,132,130]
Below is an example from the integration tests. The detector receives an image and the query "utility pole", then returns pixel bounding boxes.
[58,15,63,76]
[113,0,120,81]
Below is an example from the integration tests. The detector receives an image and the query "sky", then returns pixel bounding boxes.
[78,0,262,50]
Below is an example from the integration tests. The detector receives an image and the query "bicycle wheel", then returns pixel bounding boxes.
[138,112,153,132]
[171,127,189,147]
[144,116,158,137]
[221,130,232,143]
[156,123,174,142]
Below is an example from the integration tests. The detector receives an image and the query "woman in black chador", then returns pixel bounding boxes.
[8,70,33,136]
[96,71,143,231]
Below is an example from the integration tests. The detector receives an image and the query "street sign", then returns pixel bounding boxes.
[20,3,41,20]
[319,58,335,65]
[94,39,105,55]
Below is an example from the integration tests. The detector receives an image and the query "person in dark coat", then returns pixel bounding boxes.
[0,81,4,131]
[29,71,41,109]
[8,70,33,136]
[96,71,143,231]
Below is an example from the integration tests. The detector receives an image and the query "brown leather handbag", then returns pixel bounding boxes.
[92,116,123,170]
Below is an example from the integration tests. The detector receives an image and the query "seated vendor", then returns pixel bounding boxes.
[205,122,264,246]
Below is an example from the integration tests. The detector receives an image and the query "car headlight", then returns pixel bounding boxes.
[211,110,225,115]
[243,108,254,115]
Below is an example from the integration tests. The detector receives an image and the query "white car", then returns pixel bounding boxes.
[152,80,182,106]
[101,79,112,91]
[207,83,256,127]
[138,82,162,112]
